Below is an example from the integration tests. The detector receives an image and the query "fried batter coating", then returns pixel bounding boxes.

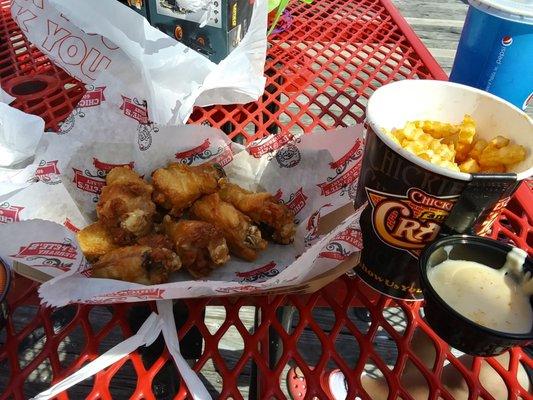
[190,193,267,261]
[218,179,296,244]
[77,221,119,261]
[91,245,181,285]
[151,163,224,216]
[96,167,156,244]
[162,216,230,278]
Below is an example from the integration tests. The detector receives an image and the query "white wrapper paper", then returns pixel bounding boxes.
[0,103,365,306]
[11,0,267,125]
[0,98,46,202]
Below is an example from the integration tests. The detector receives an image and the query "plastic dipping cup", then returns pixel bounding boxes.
[450,0,533,110]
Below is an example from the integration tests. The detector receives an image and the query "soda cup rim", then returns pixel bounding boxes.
[469,0,533,22]
[366,79,533,182]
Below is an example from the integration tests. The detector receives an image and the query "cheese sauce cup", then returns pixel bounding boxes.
[354,80,533,300]
[419,235,533,356]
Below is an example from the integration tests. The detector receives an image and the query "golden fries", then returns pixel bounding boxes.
[385,114,526,173]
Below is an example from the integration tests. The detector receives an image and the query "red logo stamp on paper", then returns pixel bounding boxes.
[235,261,278,282]
[247,134,294,158]
[275,188,308,216]
[175,138,233,167]
[72,168,106,195]
[120,96,149,124]
[35,160,60,184]
[78,86,106,108]
[11,240,77,271]
[63,218,80,233]
[0,203,24,223]
[317,162,361,196]
[93,158,134,173]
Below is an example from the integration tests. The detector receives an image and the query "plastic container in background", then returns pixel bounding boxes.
[450,0,533,110]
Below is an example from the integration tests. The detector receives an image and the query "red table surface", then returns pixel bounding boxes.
[1,0,532,399]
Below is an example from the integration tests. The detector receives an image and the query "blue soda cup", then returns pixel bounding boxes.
[450,0,533,110]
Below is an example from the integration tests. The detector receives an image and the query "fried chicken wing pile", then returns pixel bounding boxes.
[97,167,156,244]
[77,162,295,285]
[218,179,297,244]
[152,163,224,216]
[191,193,267,261]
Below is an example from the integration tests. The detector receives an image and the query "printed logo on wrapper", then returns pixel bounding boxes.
[10,240,77,272]
[63,218,80,233]
[366,187,459,257]
[175,138,233,167]
[0,203,24,223]
[276,143,301,168]
[317,138,364,197]
[78,86,106,108]
[121,96,149,124]
[76,288,166,304]
[318,227,362,260]
[274,188,308,223]
[304,203,333,247]
[235,261,279,282]
[247,134,294,158]
[35,160,61,184]
[73,158,135,201]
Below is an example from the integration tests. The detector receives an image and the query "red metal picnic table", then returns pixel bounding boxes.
[1,0,532,399]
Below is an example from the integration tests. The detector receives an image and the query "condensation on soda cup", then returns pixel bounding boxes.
[450,0,533,110]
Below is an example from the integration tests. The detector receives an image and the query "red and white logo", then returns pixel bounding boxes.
[175,139,233,167]
[175,139,212,160]
[78,86,106,108]
[0,204,24,223]
[11,242,77,260]
[502,36,513,46]
[275,188,308,216]
[120,96,149,124]
[63,218,81,233]
[317,162,361,196]
[93,158,134,173]
[247,134,294,158]
[72,168,106,194]
[236,261,278,281]
[329,138,363,170]
[35,160,60,183]
[334,227,363,248]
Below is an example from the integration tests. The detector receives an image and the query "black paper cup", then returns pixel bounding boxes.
[354,80,533,300]
[419,235,533,356]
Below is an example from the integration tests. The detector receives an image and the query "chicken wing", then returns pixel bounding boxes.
[162,216,230,278]
[91,245,181,285]
[190,193,267,261]
[152,163,224,216]
[77,221,119,261]
[96,166,156,244]
[218,179,296,244]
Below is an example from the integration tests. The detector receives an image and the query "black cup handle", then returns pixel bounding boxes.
[440,173,519,236]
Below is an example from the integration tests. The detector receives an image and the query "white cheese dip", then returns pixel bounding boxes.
[427,248,532,334]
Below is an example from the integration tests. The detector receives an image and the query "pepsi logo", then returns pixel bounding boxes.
[502,36,513,46]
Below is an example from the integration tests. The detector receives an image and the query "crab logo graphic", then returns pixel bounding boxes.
[367,187,459,257]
